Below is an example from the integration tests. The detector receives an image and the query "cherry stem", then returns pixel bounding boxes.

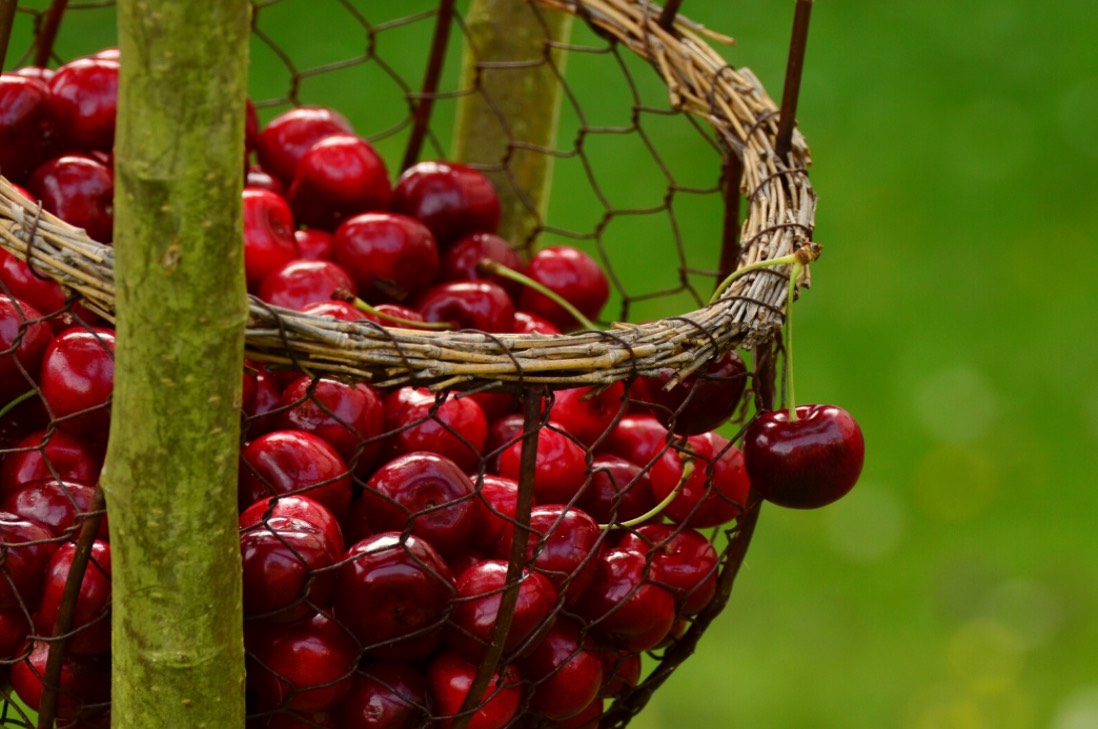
[0,389,34,420]
[599,456,694,531]
[341,293,452,330]
[477,259,598,331]
[784,260,803,422]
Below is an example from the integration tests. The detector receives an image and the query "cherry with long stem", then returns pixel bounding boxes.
[476,259,599,332]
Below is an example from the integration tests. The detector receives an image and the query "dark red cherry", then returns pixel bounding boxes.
[499,505,602,606]
[245,165,284,194]
[47,56,119,151]
[258,259,356,311]
[294,228,333,261]
[240,514,340,623]
[27,155,114,243]
[648,431,750,528]
[511,310,562,335]
[578,454,655,525]
[495,427,587,505]
[0,249,96,334]
[577,547,676,652]
[617,524,719,616]
[33,540,111,654]
[334,662,428,729]
[0,294,52,405]
[0,74,57,183]
[332,532,454,661]
[242,188,299,291]
[353,451,478,560]
[597,648,641,698]
[426,650,521,729]
[238,430,353,518]
[0,428,103,495]
[1,478,106,541]
[383,387,487,474]
[444,558,558,662]
[0,512,58,609]
[299,299,370,323]
[39,326,116,435]
[548,381,626,448]
[0,392,48,451]
[598,413,669,468]
[240,494,345,556]
[10,640,110,721]
[518,246,609,331]
[636,350,748,435]
[743,404,865,509]
[257,105,354,185]
[288,134,392,231]
[0,608,30,663]
[246,613,357,712]
[332,213,439,304]
[472,475,519,553]
[391,161,501,248]
[440,232,525,298]
[519,618,603,721]
[415,280,515,333]
[275,375,385,476]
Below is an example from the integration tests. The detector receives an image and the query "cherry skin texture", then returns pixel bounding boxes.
[473,475,519,552]
[354,451,478,560]
[242,188,299,291]
[444,559,558,662]
[391,161,501,248]
[637,350,748,435]
[332,212,439,304]
[0,512,57,609]
[743,404,865,509]
[275,375,385,475]
[496,426,588,505]
[10,640,110,720]
[617,524,719,616]
[511,310,562,335]
[598,648,642,699]
[416,280,515,333]
[246,613,357,712]
[27,155,114,243]
[520,617,604,721]
[288,133,392,231]
[518,246,609,331]
[598,413,669,468]
[240,494,345,555]
[299,299,370,323]
[1,478,106,541]
[0,428,103,495]
[440,232,525,297]
[257,105,354,185]
[0,74,57,183]
[238,430,353,518]
[239,514,340,623]
[577,547,676,652]
[0,294,52,405]
[648,431,751,529]
[334,662,428,729]
[500,505,602,606]
[549,381,626,448]
[332,532,455,661]
[383,387,487,474]
[579,454,655,525]
[33,540,111,654]
[258,259,355,311]
[47,56,119,151]
[294,228,333,261]
[39,326,116,435]
[426,650,522,729]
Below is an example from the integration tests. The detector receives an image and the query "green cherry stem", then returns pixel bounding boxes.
[0,389,35,420]
[599,456,695,531]
[477,259,599,331]
[708,242,822,306]
[333,289,453,330]
[784,259,803,423]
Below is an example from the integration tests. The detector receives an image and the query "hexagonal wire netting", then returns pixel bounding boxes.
[0,0,817,727]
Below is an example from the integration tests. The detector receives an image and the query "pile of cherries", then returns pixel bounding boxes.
[1,47,864,729]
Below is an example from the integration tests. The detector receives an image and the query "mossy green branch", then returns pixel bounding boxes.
[104,1,251,727]
[452,0,573,254]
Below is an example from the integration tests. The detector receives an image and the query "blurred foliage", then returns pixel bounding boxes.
[5,1,1098,728]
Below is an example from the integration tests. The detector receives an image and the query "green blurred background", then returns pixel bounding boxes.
[8,1,1098,727]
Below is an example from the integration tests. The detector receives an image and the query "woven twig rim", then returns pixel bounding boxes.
[0,0,816,391]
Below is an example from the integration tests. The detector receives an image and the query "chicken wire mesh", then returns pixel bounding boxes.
[0,0,818,727]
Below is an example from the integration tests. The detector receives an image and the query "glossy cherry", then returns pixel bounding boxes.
[519,617,604,721]
[242,188,299,291]
[240,514,340,623]
[500,505,602,606]
[39,326,116,435]
[636,350,748,435]
[426,650,522,729]
[294,228,333,261]
[1,478,106,541]
[240,494,345,556]
[0,512,57,609]
[648,431,750,528]
[47,56,119,151]
[257,105,355,185]
[472,475,519,552]
[383,387,487,474]
[332,532,454,661]
[415,280,515,333]
[577,547,676,652]
[511,310,562,335]
[0,294,52,405]
[440,232,525,298]
[495,427,587,505]
[743,404,865,509]
[617,524,719,616]
[578,454,655,525]
[33,539,111,654]
[258,259,355,311]
[332,212,439,304]
[0,250,96,334]
[238,429,353,518]
[548,382,626,448]
[597,648,641,699]
[288,134,392,231]
[275,375,385,475]
[27,155,114,243]
[598,413,670,468]
[0,428,103,495]
[0,74,57,183]
[391,161,501,248]
[334,662,428,729]
[518,246,609,331]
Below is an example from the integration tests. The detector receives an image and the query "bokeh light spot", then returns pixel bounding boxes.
[913,445,997,521]
[914,365,999,443]
[946,619,1024,695]
[1051,687,1098,729]
[981,578,1065,650]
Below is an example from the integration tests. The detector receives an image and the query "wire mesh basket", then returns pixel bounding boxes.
[0,0,819,726]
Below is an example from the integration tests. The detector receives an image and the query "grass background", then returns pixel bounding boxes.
[7,1,1098,727]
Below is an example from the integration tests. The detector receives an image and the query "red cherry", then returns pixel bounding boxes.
[240,514,341,623]
[391,161,501,248]
[520,617,604,721]
[415,280,515,333]
[241,362,285,438]
[0,74,57,183]
[597,648,641,698]
[635,350,748,435]
[743,404,865,509]
[0,393,48,451]
[444,559,558,662]
[33,540,111,654]
[499,505,602,606]
[577,547,676,652]
[245,97,259,154]
[511,310,562,335]
[246,165,285,195]
[352,452,478,560]
[648,431,750,528]
[275,375,385,475]
[598,413,670,468]
[238,430,353,518]
[578,454,655,525]
[0,512,57,609]
[553,698,604,729]
[246,613,357,713]
[240,494,345,556]
[0,608,30,663]
[242,188,299,291]
[294,229,333,261]
[0,428,103,495]
[288,134,392,231]
[0,294,52,405]
[357,303,425,327]
[518,246,609,331]
[10,640,110,720]
[332,212,439,304]
[9,66,54,83]
[27,155,114,243]
[473,475,519,552]
[617,524,719,616]
[299,299,370,323]
[257,105,354,185]
[333,662,428,729]
[495,427,587,505]
[0,249,100,334]
[39,326,116,435]
[426,650,522,729]
[258,259,355,311]
[333,532,454,661]
[47,56,119,151]
[548,382,626,448]
[440,232,525,298]
[383,387,487,474]
[1,478,106,541]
